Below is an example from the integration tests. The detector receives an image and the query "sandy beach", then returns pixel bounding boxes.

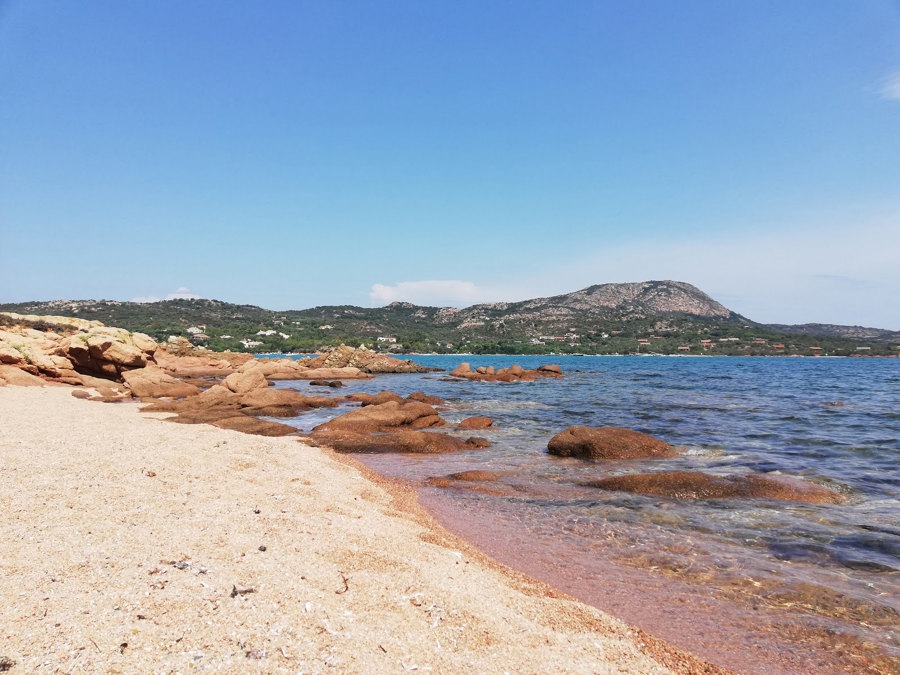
[0,384,720,674]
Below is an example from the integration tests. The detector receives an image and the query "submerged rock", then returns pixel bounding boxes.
[547,426,675,460]
[458,416,494,430]
[584,471,845,504]
[308,429,490,454]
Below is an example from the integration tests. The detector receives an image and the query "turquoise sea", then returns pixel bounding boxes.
[267,355,899,673]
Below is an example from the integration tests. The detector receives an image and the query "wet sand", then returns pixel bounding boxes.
[0,385,719,674]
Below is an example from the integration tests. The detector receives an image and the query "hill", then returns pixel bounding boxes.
[2,281,897,357]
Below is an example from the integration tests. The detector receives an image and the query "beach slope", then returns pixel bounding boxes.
[0,386,698,673]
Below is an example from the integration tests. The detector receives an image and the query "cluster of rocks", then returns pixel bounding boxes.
[308,344,430,374]
[0,314,429,397]
[545,425,844,505]
[304,391,492,455]
[448,362,562,382]
[139,371,340,436]
[0,313,158,395]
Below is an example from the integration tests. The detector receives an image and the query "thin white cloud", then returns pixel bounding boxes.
[878,71,900,101]
[132,287,203,303]
[369,280,497,307]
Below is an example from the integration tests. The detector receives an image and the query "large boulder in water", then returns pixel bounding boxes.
[458,416,494,430]
[584,471,845,504]
[547,426,675,460]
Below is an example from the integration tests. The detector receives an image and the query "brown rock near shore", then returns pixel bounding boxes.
[407,391,445,405]
[223,369,269,394]
[312,400,445,434]
[0,364,46,386]
[458,416,494,430]
[547,426,676,460]
[347,391,406,406]
[141,384,338,424]
[153,348,247,377]
[308,429,490,454]
[446,470,501,481]
[121,365,202,399]
[238,388,339,417]
[209,415,300,436]
[584,471,845,504]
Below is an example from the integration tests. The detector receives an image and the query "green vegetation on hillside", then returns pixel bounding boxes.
[1,296,897,357]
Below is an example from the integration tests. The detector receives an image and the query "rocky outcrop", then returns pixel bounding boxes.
[223,370,268,394]
[583,471,845,504]
[153,347,251,378]
[306,395,494,455]
[121,366,202,399]
[0,315,159,387]
[312,400,445,434]
[449,362,563,382]
[306,344,429,374]
[547,426,676,460]
[347,391,406,406]
[141,384,337,427]
[0,364,47,387]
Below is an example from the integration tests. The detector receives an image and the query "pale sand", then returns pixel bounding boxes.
[0,386,706,674]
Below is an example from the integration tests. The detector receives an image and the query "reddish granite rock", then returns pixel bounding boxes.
[121,366,201,399]
[154,349,241,377]
[449,361,563,382]
[458,416,494,430]
[140,384,238,419]
[0,364,45,386]
[0,344,25,365]
[312,400,444,434]
[238,388,338,417]
[347,391,406,407]
[223,370,269,394]
[584,471,845,504]
[308,429,489,454]
[450,362,473,377]
[209,415,299,437]
[407,391,445,406]
[547,426,675,460]
[307,344,429,374]
[445,470,501,481]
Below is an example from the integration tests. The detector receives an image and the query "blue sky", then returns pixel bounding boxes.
[1,1,898,328]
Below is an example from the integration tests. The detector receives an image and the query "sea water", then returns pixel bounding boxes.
[271,355,899,673]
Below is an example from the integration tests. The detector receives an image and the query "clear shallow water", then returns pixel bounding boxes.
[272,355,899,672]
